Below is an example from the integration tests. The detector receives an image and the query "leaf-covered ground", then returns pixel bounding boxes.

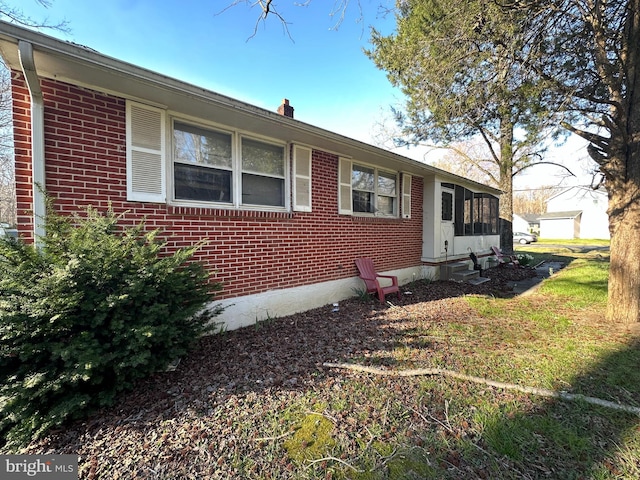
[21,265,634,479]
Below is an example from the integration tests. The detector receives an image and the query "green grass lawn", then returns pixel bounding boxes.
[535,238,610,246]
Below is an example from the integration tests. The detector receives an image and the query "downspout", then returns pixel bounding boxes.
[17,40,45,242]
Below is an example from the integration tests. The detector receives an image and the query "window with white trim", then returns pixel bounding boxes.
[126,101,314,211]
[240,137,286,207]
[338,158,403,217]
[352,164,397,215]
[171,119,287,208]
[352,164,375,213]
[173,122,233,203]
[376,170,398,215]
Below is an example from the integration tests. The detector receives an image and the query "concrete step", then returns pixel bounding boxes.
[450,269,480,282]
[440,262,472,280]
[445,261,471,272]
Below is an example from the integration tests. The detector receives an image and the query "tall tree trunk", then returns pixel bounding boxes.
[606,0,640,323]
[607,189,640,323]
[498,118,515,253]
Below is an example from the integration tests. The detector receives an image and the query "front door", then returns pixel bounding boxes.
[440,187,455,255]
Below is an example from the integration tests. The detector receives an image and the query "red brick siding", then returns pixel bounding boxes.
[12,72,35,235]
[11,73,424,300]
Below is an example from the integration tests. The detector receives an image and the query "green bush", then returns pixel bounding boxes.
[516,253,535,266]
[0,206,222,450]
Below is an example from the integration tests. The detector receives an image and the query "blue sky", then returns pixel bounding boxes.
[15,0,593,188]
[19,0,402,145]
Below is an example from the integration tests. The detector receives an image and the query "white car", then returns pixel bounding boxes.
[513,232,537,244]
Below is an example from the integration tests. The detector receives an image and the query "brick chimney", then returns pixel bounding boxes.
[277,98,294,118]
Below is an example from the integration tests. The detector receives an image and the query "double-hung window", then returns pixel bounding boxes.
[174,122,233,203]
[377,170,398,215]
[241,138,285,207]
[126,101,311,211]
[172,120,286,208]
[345,161,398,216]
[352,165,375,213]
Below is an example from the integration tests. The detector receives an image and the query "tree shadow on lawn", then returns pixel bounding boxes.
[477,337,640,478]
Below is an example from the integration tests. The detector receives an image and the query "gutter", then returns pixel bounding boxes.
[17,40,45,242]
[0,22,501,196]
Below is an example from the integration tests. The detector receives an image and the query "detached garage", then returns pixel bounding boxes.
[539,211,582,239]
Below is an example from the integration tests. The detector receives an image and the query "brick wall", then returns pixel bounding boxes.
[11,73,424,300]
[12,71,35,236]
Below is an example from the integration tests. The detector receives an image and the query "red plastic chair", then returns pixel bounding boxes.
[355,258,402,303]
[491,246,521,268]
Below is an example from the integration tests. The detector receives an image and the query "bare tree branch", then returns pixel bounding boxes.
[220,0,368,40]
[513,160,576,178]
[323,362,640,415]
[246,1,294,42]
[0,0,69,32]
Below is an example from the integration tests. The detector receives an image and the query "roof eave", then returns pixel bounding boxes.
[0,21,501,194]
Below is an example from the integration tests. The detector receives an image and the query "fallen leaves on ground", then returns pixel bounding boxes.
[21,267,542,478]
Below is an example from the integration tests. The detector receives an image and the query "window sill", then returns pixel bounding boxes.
[168,204,294,220]
[351,215,403,222]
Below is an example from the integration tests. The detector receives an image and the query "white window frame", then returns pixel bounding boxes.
[375,169,399,216]
[169,117,290,211]
[173,121,234,205]
[127,101,313,212]
[339,157,401,218]
[238,135,288,208]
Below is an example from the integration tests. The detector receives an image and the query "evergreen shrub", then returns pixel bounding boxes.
[0,206,222,450]
[516,253,535,266]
